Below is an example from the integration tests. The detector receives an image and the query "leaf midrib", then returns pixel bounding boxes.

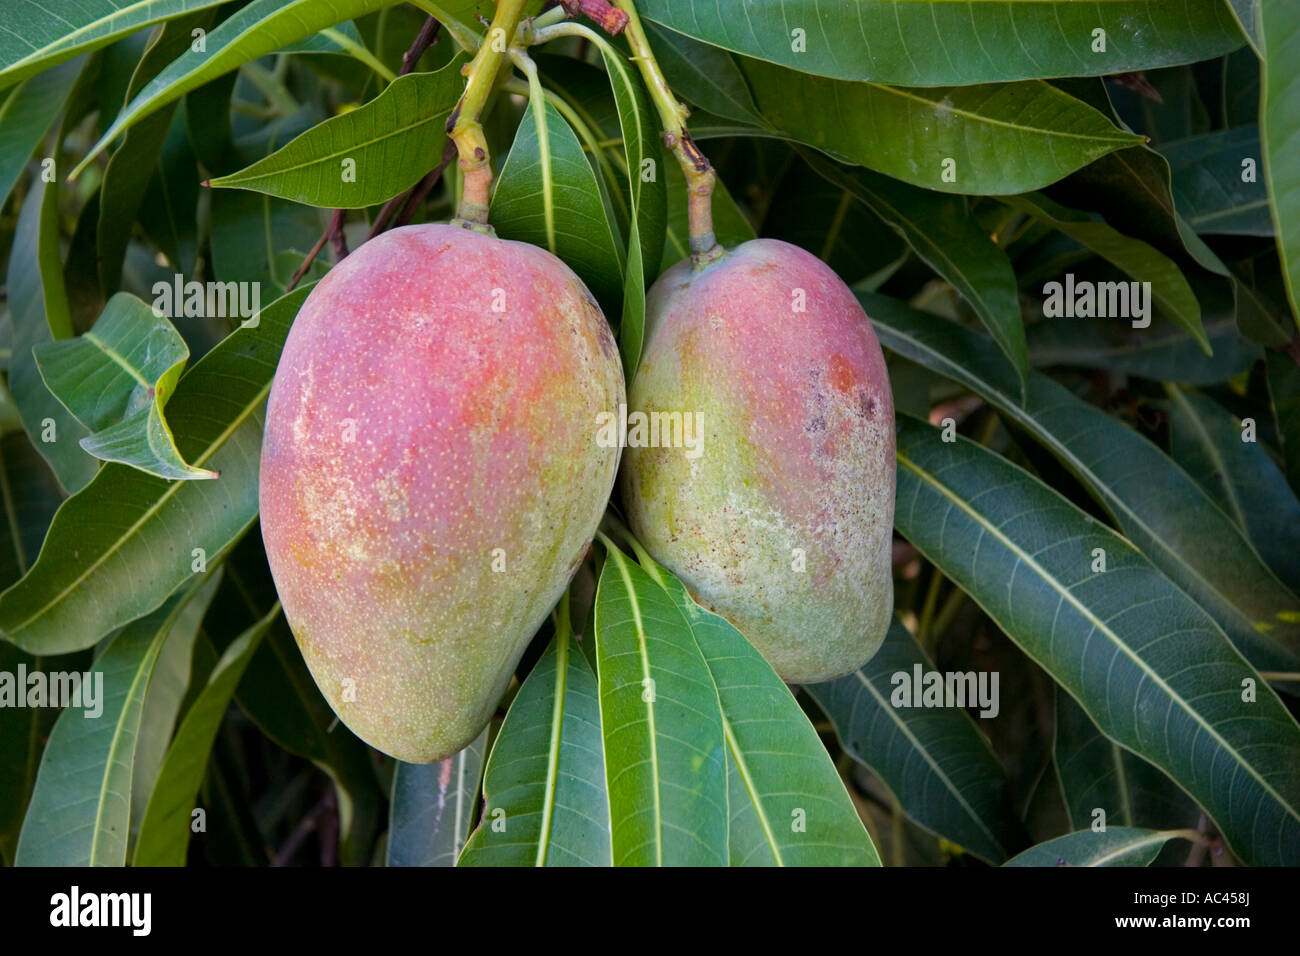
[897,447,1300,825]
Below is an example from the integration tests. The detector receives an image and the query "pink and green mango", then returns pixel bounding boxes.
[621,238,895,683]
[260,223,624,762]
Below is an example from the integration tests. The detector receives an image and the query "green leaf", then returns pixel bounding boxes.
[643,21,762,126]
[732,57,1144,195]
[14,573,214,866]
[636,2,1244,87]
[1226,0,1260,54]
[807,618,1021,865]
[1006,191,1208,353]
[1053,690,1201,838]
[130,570,222,845]
[0,435,63,863]
[7,176,97,495]
[388,728,489,867]
[1166,385,1300,595]
[866,294,1300,679]
[1260,0,1300,326]
[459,631,611,867]
[491,94,624,312]
[34,292,217,481]
[893,414,1300,866]
[587,41,666,379]
[1005,828,1189,867]
[806,151,1026,385]
[593,544,727,866]
[209,54,466,208]
[0,56,84,210]
[1267,350,1300,499]
[132,603,279,866]
[138,103,202,276]
[653,567,880,867]
[1027,306,1259,385]
[0,0,231,90]
[1163,126,1273,236]
[96,11,213,295]
[72,0,399,178]
[0,285,312,655]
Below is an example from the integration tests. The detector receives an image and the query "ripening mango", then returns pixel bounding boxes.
[260,223,624,762]
[621,238,895,683]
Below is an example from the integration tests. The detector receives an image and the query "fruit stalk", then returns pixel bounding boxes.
[446,0,531,227]
[611,0,721,264]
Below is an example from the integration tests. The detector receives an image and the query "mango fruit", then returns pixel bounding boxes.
[620,238,894,683]
[260,223,624,762]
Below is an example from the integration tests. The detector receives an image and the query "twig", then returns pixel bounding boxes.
[395,140,459,227]
[288,17,443,288]
[401,16,442,76]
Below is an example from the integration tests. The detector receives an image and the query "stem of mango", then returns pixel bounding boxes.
[447,0,530,228]
[531,4,721,264]
[611,0,720,264]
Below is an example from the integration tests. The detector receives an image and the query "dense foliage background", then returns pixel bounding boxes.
[0,0,1298,867]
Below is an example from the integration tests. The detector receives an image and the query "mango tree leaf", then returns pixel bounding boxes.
[1226,0,1260,54]
[807,618,1022,865]
[0,56,84,210]
[649,565,880,867]
[97,11,213,295]
[139,103,202,276]
[1053,691,1202,840]
[635,1,1244,87]
[1267,350,1300,498]
[0,0,231,90]
[0,434,64,863]
[0,285,312,655]
[459,631,610,867]
[593,544,727,866]
[33,292,216,481]
[130,570,223,845]
[733,56,1144,195]
[894,414,1300,866]
[13,573,215,866]
[1165,385,1300,594]
[643,21,762,126]
[1027,309,1259,385]
[71,0,399,178]
[132,603,279,866]
[1163,126,1273,236]
[1005,192,1208,353]
[1260,0,1300,325]
[388,728,489,867]
[7,176,97,494]
[491,95,624,312]
[588,40,666,379]
[209,53,466,208]
[865,294,1300,679]
[807,151,1026,386]
[1005,828,1190,867]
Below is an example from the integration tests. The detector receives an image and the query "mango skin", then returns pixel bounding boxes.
[260,223,624,762]
[621,238,895,683]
